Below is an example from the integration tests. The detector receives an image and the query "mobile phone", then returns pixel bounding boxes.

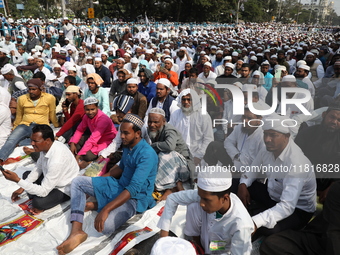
[0,165,4,172]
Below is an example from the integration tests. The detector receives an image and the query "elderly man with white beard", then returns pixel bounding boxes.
[169,89,214,179]
[148,108,194,200]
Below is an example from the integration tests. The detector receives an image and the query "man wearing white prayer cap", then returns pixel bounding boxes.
[169,89,214,170]
[198,61,217,83]
[147,107,194,200]
[294,64,315,98]
[1,64,27,94]
[144,78,180,122]
[238,113,316,239]
[260,60,274,91]
[121,78,147,119]
[305,51,324,82]
[94,56,111,87]
[154,58,179,87]
[157,170,254,254]
[277,75,314,117]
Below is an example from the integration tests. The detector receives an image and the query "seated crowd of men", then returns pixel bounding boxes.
[0,21,340,255]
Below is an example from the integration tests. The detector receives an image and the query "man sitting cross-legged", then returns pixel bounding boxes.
[57,114,158,255]
[147,108,195,200]
[2,124,79,215]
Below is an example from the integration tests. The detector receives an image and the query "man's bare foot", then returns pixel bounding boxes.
[85,202,98,212]
[57,231,88,255]
[30,207,44,215]
[23,146,35,155]
[78,160,91,170]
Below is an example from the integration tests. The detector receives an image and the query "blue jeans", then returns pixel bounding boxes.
[0,123,36,161]
[70,176,137,235]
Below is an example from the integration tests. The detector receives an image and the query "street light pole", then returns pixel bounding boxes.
[61,0,66,18]
[236,0,240,25]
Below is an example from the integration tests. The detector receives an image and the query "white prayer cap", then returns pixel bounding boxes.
[296,47,303,50]
[164,58,174,64]
[124,53,131,57]
[197,171,232,192]
[101,52,108,56]
[164,49,170,53]
[232,51,239,56]
[131,57,139,64]
[200,51,206,55]
[299,64,310,71]
[64,17,69,20]
[274,65,286,71]
[53,64,61,68]
[205,55,211,61]
[296,60,307,67]
[65,37,70,41]
[27,56,34,60]
[1,65,13,74]
[94,57,102,62]
[250,56,257,61]
[245,102,270,114]
[157,78,171,88]
[310,49,319,55]
[149,107,165,117]
[118,57,125,62]
[233,82,243,90]
[145,49,153,54]
[68,66,77,72]
[86,56,93,60]
[84,97,99,106]
[249,51,256,55]
[225,63,234,69]
[252,70,261,76]
[126,78,138,85]
[270,54,278,59]
[261,60,270,66]
[204,62,212,67]
[281,75,296,83]
[242,84,257,92]
[150,237,196,255]
[223,56,232,60]
[262,113,293,134]
[305,52,314,57]
[179,46,186,51]
[216,50,223,54]
[38,57,45,63]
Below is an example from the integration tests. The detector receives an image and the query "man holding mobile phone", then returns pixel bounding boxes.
[2,124,79,215]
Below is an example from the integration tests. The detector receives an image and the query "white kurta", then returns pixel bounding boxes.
[17,141,79,197]
[240,139,317,229]
[276,92,314,117]
[198,71,217,83]
[225,125,265,171]
[169,109,214,159]
[157,190,254,255]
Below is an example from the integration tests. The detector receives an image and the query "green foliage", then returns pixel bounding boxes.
[3,0,339,25]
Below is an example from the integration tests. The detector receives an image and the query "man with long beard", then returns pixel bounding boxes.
[169,89,214,178]
[148,108,194,200]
